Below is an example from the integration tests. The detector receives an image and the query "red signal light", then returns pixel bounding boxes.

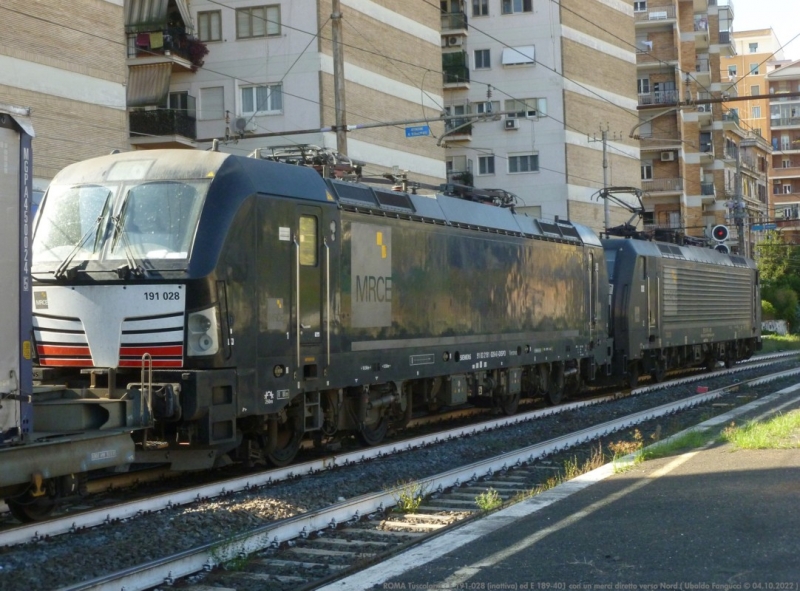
[712,225,729,242]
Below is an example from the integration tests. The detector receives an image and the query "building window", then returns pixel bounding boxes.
[474,49,490,69]
[752,106,761,118]
[508,154,539,173]
[504,98,545,118]
[750,84,759,96]
[168,92,196,117]
[199,86,224,120]
[749,63,759,75]
[478,156,495,175]
[241,84,282,115]
[783,159,791,168]
[197,10,222,42]
[472,0,488,16]
[728,65,737,77]
[633,1,646,11]
[637,78,650,94]
[475,101,499,114]
[641,162,653,180]
[236,5,280,39]
[749,42,758,53]
[784,185,793,194]
[501,0,532,14]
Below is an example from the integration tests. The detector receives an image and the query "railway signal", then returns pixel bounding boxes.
[712,225,729,242]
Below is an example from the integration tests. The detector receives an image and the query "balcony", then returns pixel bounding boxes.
[694,58,710,84]
[772,117,800,129]
[443,51,470,89]
[641,178,683,193]
[443,118,472,141]
[638,90,680,106]
[129,108,197,148]
[634,6,676,24]
[772,166,800,180]
[441,12,468,34]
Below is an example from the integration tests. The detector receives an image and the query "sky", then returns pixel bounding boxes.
[733,0,800,61]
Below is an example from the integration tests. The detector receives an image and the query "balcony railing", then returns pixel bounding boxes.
[695,58,709,73]
[638,90,680,106]
[641,178,683,192]
[441,12,467,31]
[723,110,740,124]
[443,66,470,85]
[634,6,676,21]
[772,117,800,127]
[130,109,197,139]
[637,48,677,62]
[701,182,715,196]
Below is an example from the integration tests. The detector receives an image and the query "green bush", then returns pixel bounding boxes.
[762,300,777,319]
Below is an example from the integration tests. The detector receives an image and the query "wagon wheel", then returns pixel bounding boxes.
[6,492,57,523]
[358,416,389,446]
[545,363,565,406]
[650,359,666,383]
[495,392,520,416]
[265,408,304,467]
[705,355,718,372]
[627,361,640,389]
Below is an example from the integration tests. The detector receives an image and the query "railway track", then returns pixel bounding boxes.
[0,356,792,589]
[0,353,793,549]
[49,362,800,591]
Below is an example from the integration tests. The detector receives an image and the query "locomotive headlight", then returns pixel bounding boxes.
[187,307,219,356]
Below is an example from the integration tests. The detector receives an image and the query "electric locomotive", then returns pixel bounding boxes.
[604,238,760,386]
[30,149,611,477]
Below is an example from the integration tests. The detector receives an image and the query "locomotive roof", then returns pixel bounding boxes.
[50,150,600,246]
[602,237,755,268]
[325,178,601,246]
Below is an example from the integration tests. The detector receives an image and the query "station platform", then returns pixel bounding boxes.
[320,384,800,591]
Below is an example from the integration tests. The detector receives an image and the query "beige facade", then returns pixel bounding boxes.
[635,0,768,255]
[0,0,129,194]
[440,0,640,234]
[128,0,445,186]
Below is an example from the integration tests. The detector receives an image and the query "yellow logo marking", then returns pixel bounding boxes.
[376,232,387,259]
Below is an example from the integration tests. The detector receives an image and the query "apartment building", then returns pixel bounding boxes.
[767,58,800,241]
[440,0,640,230]
[634,0,768,254]
[126,0,445,186]
[0,0,129,201]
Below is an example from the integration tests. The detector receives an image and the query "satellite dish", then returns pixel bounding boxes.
[234,117,248,132]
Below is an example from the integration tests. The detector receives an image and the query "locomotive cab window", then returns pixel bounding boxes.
[299,215,318,266]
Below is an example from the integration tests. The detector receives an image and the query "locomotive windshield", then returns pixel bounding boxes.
[34,178,209,271]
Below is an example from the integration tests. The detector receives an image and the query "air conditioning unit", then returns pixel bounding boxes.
[504,118,520,130]
[233,117,257,134]
[446,36,463,47]
[660,151,675,161]
[697,104,710,113]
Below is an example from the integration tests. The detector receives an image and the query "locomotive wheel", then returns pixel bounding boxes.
[265,409,304,467]
[358,417,389,446]
[545,364,565,406]
[495,393,520,415]
[6,492,57,523]
[627,362,640,389]
[650,360,666,383]
[705,356,718,372]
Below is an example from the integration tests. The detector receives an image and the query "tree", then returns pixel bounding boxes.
[755,230,791,285]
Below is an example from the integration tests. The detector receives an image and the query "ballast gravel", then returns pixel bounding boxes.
[0,361,797,591]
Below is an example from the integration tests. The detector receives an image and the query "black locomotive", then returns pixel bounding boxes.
[10,149,760,519]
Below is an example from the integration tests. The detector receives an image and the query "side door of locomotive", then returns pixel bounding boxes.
[294,206,323,379]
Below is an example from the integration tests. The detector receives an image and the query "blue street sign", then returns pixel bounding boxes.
[751,223,777,231]
[405,125,430,137]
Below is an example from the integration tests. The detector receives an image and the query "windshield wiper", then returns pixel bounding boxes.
[110,197,146,279]
[53,194,111,280]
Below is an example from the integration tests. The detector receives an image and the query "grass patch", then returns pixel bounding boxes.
[760,334,800,353]
[720,411,800,449]
[474,488,503,511]
[608,429,645,473]
[641,429,710,460]
[393,481,428,513]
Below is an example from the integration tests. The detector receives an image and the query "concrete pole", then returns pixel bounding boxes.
[602,129,609,231]
[331,0,348,155]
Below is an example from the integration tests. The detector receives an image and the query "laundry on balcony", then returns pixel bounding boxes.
[136,33,150,48]
[150,31,164,49]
